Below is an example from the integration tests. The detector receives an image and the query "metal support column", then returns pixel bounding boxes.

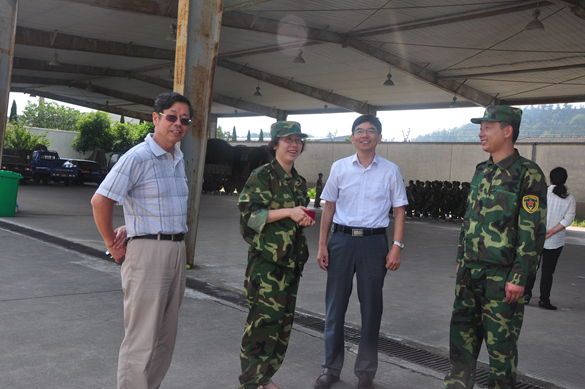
[0,0,18,162]
[175,0,223,266]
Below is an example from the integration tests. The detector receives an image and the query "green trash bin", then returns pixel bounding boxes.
[0,170,23,217]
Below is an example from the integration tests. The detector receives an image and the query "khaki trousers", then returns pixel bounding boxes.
[118,238,186,389]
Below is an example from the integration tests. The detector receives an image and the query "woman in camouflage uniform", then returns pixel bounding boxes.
[238,121,316,389]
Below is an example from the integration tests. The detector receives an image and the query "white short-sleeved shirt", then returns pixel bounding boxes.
[544,185,576,249]
[96,134,189,237]
[320,153,408,228]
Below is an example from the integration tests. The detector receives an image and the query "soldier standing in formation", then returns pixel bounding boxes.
[237,121,316,389]
[444,106,547,389]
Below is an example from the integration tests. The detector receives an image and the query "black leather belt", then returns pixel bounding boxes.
[130,233,184,242]
[333,224,386,237]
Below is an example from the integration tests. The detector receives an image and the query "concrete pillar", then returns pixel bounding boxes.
[0,0,18,162]
[208,113,218,139]
[175,0,223,266]
[276,110,288,121]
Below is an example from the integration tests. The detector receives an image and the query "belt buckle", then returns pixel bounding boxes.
[352,229,363,237]
[171,234,177,241]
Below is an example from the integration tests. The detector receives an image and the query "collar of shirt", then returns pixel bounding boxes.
[145,133,184,167]
[271,158,299,184]
[488,148,520,170]
[351,153,379,170]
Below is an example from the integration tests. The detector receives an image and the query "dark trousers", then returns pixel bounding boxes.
[322,231,388,378]
[315,190,322,207]
[525,246,563,303]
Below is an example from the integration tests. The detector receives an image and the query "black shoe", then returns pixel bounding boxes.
[523,294,531,304]
[539,300,557,310]
[357,372,374,389]
[314,369,340,389]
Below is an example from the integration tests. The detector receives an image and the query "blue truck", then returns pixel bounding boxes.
[30,150,78,186]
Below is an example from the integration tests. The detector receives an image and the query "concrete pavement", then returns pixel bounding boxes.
[1,182,584,388]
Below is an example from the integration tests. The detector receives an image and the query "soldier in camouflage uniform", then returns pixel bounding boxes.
[238,121,316,389]
[444,106,547,389]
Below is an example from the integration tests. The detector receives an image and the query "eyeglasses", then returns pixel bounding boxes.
[280,137,304,145]
[354,129,378,136]
[158,112,192,126]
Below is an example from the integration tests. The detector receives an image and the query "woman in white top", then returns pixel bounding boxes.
[524,167,576,310]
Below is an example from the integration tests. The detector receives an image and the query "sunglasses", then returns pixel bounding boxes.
[158,112,192,126]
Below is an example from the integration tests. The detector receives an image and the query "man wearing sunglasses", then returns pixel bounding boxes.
[314,115,407,389]
[91,92,193,389]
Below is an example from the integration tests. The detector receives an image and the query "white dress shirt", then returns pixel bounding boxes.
[544,185,576,249]
[96,134,189,237]
[320,153,408,228]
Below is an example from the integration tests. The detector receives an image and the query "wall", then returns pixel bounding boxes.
[29,127,91,159]
[40,130,584,217]
[235,140,585,218]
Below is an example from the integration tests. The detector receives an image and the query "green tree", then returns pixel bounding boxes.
[9,100,17,123]
[110,121,155,152]
[71,111,114,153]
[21,99,82,132]
[232,126,237,141]
[217,125,225,140]
[3,121,52,149]
[247,130,251,141]
[259,129,264,141]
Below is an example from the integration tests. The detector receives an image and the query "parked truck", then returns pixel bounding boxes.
[30,150,77,185]
[203,139,271,194]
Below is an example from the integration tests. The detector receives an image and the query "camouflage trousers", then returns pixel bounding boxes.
[239,250,300,389]
[444,264,524,389]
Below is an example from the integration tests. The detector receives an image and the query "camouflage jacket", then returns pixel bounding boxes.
[458,149,547,286]
[238,159,310,271]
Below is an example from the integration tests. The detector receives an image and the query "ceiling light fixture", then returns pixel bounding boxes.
[449,96,458,108]
[253,80,262,96]
[525,3,545,31]
[293,49,306,64]
[383,65,395,86]
[49,50,62,66]
[166,23,177,41]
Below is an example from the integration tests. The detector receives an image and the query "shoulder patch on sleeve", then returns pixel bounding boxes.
[522,195,539,214]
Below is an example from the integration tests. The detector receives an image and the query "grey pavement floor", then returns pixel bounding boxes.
[1,182,584,389]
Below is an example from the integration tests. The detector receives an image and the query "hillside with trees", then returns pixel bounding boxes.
[412,104,585,142]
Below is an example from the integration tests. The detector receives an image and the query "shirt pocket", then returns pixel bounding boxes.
[371,182,390,210]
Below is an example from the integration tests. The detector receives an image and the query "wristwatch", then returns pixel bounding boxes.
[393,241,405,249]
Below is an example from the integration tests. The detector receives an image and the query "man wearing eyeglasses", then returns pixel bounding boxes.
[91,92,193,389]
[313,115,408,389]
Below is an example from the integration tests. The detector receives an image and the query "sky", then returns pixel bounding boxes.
[9,92,584,142]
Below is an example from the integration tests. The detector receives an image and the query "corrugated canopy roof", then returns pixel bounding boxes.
[10,0,585,121]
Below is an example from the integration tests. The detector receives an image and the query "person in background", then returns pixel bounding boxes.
[237,121,315,389]
[524,167,576,310]
[315,172,324,208]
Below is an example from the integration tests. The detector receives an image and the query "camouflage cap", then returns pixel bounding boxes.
[270,121,308,139]
[470,105,522,125]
